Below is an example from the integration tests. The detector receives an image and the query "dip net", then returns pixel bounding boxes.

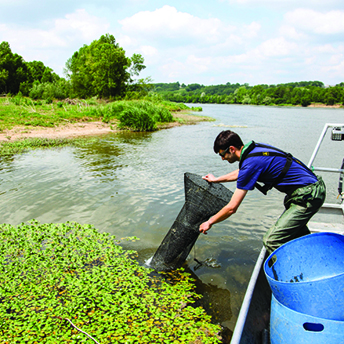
[151,172,233,271]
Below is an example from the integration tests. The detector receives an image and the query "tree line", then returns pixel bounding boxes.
[152,81,344,106]
[3,36,344,107]
[0,34,150,101]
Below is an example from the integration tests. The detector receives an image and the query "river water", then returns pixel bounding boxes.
[1,104,343,336]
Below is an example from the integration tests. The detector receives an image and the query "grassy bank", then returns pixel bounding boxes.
[0,96,203,132]
[0,96,211,156]
[0,137,97,156]
[0,221,222,343]
[0,96,101,131]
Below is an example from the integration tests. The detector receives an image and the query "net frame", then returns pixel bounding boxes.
[151,172,233,271]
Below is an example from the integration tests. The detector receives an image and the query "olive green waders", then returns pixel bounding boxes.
[263,176,326,255]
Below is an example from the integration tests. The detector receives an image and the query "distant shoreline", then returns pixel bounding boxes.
[307,103,343,108]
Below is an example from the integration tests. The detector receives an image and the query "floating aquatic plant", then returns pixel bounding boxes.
[0,220,222,343]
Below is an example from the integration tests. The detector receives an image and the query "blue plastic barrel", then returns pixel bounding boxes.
[270,295,344,344]
[264,232,344,320]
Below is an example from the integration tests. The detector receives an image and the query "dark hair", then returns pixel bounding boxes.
[213,130,244,153]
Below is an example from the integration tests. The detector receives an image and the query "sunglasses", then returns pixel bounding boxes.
[219,146,230,158]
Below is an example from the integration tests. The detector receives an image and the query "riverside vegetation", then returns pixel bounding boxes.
[0,94,204,156]
[0,221,222,343]
[153,81,344,107]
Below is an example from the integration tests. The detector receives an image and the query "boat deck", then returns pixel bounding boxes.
[309,221,344,235]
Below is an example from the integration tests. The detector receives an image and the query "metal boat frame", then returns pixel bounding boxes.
[231,123,344,344]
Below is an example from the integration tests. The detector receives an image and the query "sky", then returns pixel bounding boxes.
[1,0,344,86]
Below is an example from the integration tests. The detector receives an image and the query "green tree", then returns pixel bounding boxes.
[185,83,202,92]
[65,34,143,99]
[129,53,146,78]
[41,66,59,83]
[0,68,8,94]
[234,86,247,103]
[19,61,60,96]
[301,95,311,107]
[0,41,28,94]
[26,61,46,83]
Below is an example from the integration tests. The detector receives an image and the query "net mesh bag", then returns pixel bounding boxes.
[151,172,233,271]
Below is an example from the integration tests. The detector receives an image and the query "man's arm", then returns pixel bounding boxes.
[199,188,247,234]
[202,169,239,183]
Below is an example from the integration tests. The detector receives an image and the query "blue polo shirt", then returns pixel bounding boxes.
[237,142,317,192]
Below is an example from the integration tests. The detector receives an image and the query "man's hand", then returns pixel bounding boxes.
[199,221,212,235]
[202,174,217,183]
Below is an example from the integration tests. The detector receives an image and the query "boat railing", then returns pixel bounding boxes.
[307,123,344,216]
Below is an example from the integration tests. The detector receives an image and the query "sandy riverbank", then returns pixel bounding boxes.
[307,103,343,108]
[0,112,209,142]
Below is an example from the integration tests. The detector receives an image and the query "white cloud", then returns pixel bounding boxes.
[117,35,136,47]
[159,54,213,80]
[119,5,236,44]
[118,4,265,82]
[140,45,158,57]
[1,9,109,49]
[315,44,341,54]
[279,25,307,40]
[304,56,316,65]
[255,37,298,57]
[217,53,250,66]
[328,53,344,65]
[242,22,261,38]
[285,9,344,35]
[228,0,326,4]
[186,55,212,73]
[324,59,344,74]
[0,9,110,74]
[224,0,344,11]
[160,60,187,79]
[53,9,109,41]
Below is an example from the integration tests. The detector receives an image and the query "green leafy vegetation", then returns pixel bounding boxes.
[0,96,201,137]
[152,81,344,107]
[0,221,222,343]
[0,96,103,131]
[102,100,173,131]
[0,137,97,156]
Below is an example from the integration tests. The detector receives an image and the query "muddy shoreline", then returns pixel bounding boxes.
[0,112,210,142]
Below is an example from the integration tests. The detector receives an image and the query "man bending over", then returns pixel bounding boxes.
[199,130,326,255]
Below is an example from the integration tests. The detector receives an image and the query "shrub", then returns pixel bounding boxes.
[103,101,130,122]
[118,106,157,131]
[10,94,22,105]
[103,100,173,131]
[29,81,71,100]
